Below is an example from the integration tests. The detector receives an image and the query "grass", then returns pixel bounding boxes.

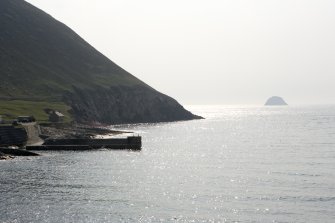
[0,100,72,123]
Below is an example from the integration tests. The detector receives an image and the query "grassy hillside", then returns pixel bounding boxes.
[0,0,200,124]
[0,100,72,123]
[0,0,145,101]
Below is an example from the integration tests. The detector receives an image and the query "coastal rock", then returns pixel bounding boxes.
[0,148,39,156]
[64,86,202,124]
[265,96,288,106]
[0,151,14,160]
[39,124,127,140]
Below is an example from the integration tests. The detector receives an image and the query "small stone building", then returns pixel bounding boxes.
[49,111,65,123]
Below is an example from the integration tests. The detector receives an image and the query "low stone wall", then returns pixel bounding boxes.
[0,126,28,147]
[41,136,142,150]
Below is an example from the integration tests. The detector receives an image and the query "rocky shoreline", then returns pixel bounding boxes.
[39,123,130,140]
[0,123,130,161]
[0,151,14,160]
[0,147,39,156]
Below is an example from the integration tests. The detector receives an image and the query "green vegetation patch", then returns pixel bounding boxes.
[0,100,72,123]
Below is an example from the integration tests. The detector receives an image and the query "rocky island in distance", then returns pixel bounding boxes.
[265,96,288,106]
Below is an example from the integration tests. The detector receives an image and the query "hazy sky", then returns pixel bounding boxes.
[26,0,335,105]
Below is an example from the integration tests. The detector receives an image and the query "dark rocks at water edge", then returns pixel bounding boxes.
[0,0,202,124]
[0,151,14,160]
[39,124,129,140]
[0,148,39,160]
[265,96,288,106]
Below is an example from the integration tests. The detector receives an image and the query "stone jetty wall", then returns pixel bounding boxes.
[0,126,27,147]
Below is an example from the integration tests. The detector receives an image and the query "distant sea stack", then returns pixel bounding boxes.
[265,96,288,106]
[0,0,202,124]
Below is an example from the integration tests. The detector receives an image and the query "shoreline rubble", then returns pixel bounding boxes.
[0,151,14,160]
[0,123,134,160]
[39,123,131,140]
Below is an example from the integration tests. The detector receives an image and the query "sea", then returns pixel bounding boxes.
[1,105,334,223]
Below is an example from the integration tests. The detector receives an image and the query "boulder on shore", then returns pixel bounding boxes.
[265,96,288,106]
[0,151,14,160]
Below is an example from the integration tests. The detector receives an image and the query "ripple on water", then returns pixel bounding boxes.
[1,105,335,222]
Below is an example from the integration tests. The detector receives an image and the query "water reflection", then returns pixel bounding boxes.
[1,105,335,222]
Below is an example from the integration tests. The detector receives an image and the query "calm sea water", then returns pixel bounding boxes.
[1,105,334,223]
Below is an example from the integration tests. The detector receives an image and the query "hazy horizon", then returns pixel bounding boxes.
[25,0,335,105]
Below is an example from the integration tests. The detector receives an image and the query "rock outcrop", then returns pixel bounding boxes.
[0,148,39,157]
[64,86,201,124]
[265,96,288,106]
[0,151,14,160]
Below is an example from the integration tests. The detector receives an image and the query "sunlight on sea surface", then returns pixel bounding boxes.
[1,105,335,222]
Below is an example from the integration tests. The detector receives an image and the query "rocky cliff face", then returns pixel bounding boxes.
[64,86,201,124]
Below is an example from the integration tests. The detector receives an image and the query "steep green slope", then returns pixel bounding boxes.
[0,0,201,124]
[0,0,143,100]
